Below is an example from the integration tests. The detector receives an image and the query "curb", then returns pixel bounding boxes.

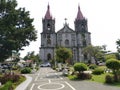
[15,75,32,90]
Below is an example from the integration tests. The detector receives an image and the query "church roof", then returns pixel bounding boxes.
[44,4,52,19]
[76,5,84,20]
[57,23,75,33]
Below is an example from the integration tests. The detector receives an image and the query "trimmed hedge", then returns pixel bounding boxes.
[92,68,104,75]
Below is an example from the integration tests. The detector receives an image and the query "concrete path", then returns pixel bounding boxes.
[15,75,32,90]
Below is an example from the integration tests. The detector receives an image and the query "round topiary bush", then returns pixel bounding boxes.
[106,59,120,72]
[106,59,120,82]
[74,63,87,73]
[21,67,31,74]
[92,68,104,75]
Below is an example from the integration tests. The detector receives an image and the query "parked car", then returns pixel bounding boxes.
[40,63,51,67]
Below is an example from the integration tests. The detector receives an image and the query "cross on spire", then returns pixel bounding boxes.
[64,18,67,24]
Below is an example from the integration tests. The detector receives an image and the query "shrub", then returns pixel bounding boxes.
[106,59,120,82]
[92,68,104,75]
[35,67,39,70]
[21,67,31,74]
[77,73,92,80]
[52,66,56,70]
[89,64,97,69]
[74,63,87,73]
[113,74,120,82]
[0,73,20,84]
[12,66,18,70]
[105,75,114,83]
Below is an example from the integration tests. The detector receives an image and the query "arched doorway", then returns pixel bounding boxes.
[47,53,51,61]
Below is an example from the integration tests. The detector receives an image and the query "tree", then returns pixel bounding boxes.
[24,51,41,65]
[106,59,120,81]
[0,0,37,61]
[116,39,120,60]
[114,52,120,60]
[116,39,120,52]
[55,47,72,64]
[83,45,104,64]
[104,54,116,60]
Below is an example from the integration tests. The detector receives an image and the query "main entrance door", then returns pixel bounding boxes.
[47,53,51,61]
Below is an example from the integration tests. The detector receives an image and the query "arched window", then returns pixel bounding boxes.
[47,38,51,45]
[65,39,69,46]
[47,23,50,30]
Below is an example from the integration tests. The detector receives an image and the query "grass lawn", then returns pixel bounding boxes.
[68,65,120,87]
[91,73,108,83]
[90,73,120,87]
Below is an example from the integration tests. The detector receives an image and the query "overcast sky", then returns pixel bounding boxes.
[17,0,120,57]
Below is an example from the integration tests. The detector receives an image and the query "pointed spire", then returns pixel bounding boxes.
[76,5,84,20]
[44,4,52,19]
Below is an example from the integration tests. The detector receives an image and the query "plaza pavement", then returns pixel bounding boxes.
[15,68,120,90]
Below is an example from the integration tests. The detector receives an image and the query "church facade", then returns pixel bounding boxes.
[40,4,91,64]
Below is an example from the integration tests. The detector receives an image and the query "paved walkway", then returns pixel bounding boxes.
[15,68,120,90]
[15,75,32,90]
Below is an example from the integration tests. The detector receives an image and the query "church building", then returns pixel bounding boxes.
[40,4,91,64]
